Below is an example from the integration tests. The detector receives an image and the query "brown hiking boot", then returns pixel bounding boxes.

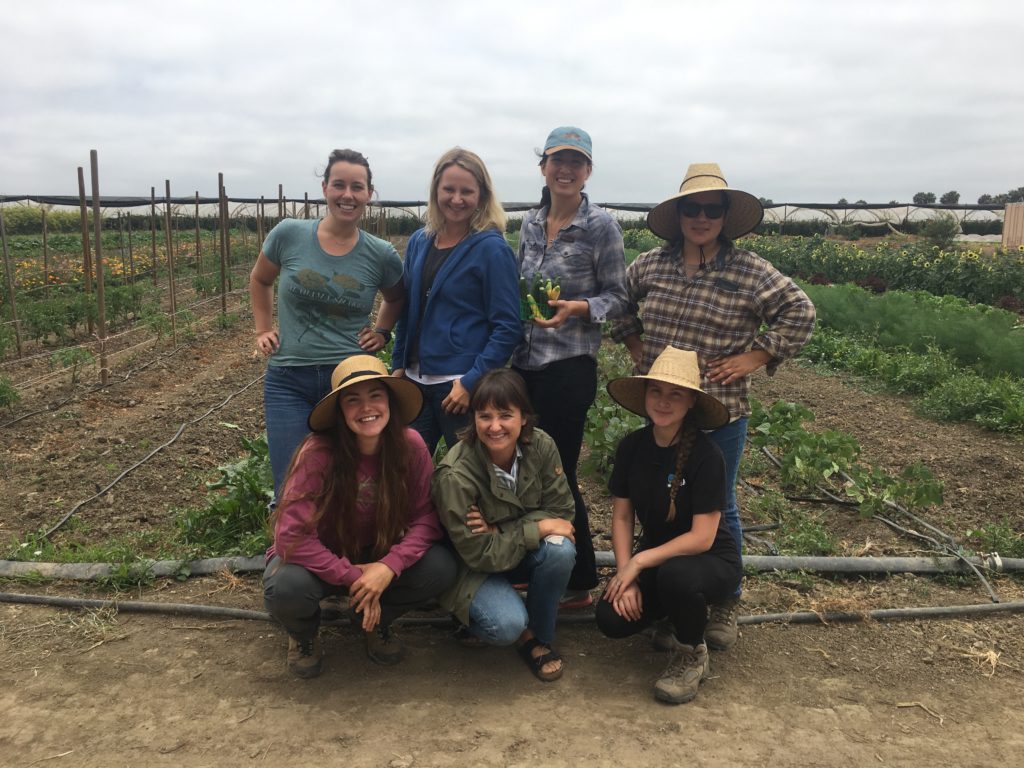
[366,625,404,666]
[650,617,683,653]
[287,635,323,679]
[705,597,740,650]
[654,642,709,704]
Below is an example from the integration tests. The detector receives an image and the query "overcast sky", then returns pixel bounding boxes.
[2,0,1021,208]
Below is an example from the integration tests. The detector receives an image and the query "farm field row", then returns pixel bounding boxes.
[2,309,1022,767]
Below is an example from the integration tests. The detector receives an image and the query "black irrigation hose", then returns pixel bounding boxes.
[2,591,1022,629]
[36,373,265,541]
[5,553,1020,581]
[742,601,1024,626]
[0,592,271,621]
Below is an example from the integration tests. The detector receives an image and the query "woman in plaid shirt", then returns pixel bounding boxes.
[611,163,815,650]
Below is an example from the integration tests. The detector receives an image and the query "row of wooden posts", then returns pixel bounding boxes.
[1,170,395,379]
[0,151,248,382]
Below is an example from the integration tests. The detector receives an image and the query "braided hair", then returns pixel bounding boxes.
[666,414,700,522]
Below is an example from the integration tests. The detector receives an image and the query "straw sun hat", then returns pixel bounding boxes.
[607,346,729,430]
[307,355,423,432]
[646,162,764,242]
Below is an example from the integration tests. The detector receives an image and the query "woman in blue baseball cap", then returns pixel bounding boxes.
[511,126,628,607]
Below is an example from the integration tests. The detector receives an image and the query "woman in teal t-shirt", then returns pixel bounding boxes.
[249,148,405,499]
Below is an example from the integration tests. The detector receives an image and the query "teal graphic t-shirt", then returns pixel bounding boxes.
[263,219,403,366]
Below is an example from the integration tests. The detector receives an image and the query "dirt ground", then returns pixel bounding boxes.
[2,314,1023,767]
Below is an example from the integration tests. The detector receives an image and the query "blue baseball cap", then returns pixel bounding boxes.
[542,126,592,161]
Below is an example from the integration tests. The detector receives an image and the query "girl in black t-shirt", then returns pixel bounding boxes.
[597,346,742,704]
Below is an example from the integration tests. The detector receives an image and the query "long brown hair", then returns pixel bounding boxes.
[666,414,699,522]
[271,386,410,561]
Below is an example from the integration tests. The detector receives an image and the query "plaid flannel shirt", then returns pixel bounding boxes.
[609,244,815,418]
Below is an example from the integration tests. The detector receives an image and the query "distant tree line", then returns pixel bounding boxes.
[910,187,1024,206]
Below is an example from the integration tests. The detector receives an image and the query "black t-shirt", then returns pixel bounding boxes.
[609,425,738,559]
[410,242,456,366]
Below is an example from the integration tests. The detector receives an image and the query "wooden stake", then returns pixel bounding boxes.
[0,204,23,357]
[304,192,310,219]
[41,208,50,297]
[195,191,203,275]
[278,184,284,219]
[164,180,177,345]
[117,212,128,286]
[257,196,264,244]
[224,189,233,293]
[218,173,228,314]
[126,208,136,286]
[89,150,108,385]
[150,187,158,286]
[77,168,94,336]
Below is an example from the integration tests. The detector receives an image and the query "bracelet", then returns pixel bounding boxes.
[373,327,392,343]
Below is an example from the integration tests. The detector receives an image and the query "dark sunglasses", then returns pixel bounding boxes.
[678,201,727,219]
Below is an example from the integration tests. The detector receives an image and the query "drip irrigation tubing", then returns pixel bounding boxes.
[2,552,1020,582]
[1,591,1021,629]
[757,445,1000,602]
[35,373,265,541]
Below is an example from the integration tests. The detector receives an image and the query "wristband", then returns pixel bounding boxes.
[373,328,392,344]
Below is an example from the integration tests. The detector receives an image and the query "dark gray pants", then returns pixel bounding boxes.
[263,544,457,639]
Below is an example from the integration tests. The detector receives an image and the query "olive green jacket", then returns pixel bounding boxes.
[431,429,575,625]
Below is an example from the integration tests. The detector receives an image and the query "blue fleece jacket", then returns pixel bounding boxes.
[392,228,522,392]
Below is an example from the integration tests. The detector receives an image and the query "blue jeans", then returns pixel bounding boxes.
[263,364,337,499]
[467,537,576,647]
[707,416,748,597]
[409,379,469,456]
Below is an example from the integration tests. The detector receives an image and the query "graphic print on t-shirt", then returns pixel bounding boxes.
[287,268,372,344]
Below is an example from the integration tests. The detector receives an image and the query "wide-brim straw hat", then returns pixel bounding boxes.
[647,162,764,242]
[307,355,423,432]
[607,346,729,430]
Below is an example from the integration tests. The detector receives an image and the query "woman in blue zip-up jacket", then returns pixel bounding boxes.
[392,148,522,455]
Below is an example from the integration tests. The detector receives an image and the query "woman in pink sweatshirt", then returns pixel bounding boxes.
[263,355,456,678]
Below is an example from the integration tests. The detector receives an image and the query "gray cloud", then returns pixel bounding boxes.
[2,0,1021,207]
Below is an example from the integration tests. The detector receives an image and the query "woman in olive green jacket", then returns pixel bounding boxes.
[432,368,576,682]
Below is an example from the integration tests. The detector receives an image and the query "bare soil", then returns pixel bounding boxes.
[2,315,1023,767]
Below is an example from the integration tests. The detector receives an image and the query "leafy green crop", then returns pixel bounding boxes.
[50,347,96,384]
[748,399,943,517]
[581,344,644,479]
[803,283,1024,379]
[802,327,1024,433]
[748,234,1024,309]
[0,375,20,410]
[175,434,273,557]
